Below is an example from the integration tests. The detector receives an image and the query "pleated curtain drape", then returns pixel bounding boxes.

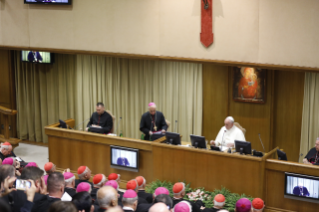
[299,72,319,162]
[15,53,77,143]
[15,53,202,143]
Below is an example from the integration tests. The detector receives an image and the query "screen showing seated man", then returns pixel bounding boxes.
[25,0,70,3]
[21,51,51,63]
[286,176,319,199]
[112,148,137,168]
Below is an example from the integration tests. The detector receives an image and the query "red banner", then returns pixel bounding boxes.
[200,0,214,47]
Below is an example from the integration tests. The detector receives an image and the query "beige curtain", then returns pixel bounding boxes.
[15,53,202,142]
[299,72,319,162]
[15,52,77,143]
[76,55,202,141]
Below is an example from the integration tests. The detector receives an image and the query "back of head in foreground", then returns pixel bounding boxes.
[48,201,77,212]
[154,194,173,210]
[47,172,65,198]
[122,189,138,210]
[72,191,94,212]
[21,166,44,192]
[149,202,170,212]
[97,186,118,208]
[0,165,15,185]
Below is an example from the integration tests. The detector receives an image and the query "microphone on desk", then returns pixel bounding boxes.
[258,133,266,153]
[174,120,178,133]
[299,153,303,162]
[114,117,122,135]
[220,130,226,150]
[74,118,91,130]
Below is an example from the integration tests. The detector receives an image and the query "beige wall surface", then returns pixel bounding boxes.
[1,0,319,68]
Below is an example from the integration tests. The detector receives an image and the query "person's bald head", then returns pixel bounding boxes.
[149,203,170,212]
[224,116,234,130]
[315,138,319,151]
[97,186,118,208]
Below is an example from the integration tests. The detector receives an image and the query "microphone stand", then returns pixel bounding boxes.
[74,118,90,130]
[114,117,122,135]
[174,120,178,133]
[221,130,226,151]
[258,133,266,153]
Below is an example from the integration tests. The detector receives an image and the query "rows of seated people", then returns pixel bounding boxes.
[0,159,265,212]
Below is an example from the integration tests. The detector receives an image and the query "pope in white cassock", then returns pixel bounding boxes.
[210,116,246,151]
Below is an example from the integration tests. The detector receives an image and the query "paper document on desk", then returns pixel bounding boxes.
[219,146,229,152]
[153,131,163,135]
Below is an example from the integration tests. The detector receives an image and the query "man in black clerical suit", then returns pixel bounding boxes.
[64,172,76,198]
[140,102,167,141]
[86,102,113,134]
[172,182,203,212]
[0,142,13,163]
[31,172,65,212]
[303,138,319,165]
[293,183,310,196]
[136,176,153,204]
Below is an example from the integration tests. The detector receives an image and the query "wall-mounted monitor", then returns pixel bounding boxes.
[110,146,139,172]
[21,51,55,64]
[285,172,319,203]
[24,0,72,5]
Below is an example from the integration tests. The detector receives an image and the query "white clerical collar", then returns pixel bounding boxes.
[123,206,134,211]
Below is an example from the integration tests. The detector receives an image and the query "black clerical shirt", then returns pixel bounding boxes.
[140,111,167,140]
[0,152,6,161]
[305,147,319,165]
[138,190,153,203]
[87,111,113,134]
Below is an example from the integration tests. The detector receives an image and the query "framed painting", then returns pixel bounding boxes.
[233,67,266,103]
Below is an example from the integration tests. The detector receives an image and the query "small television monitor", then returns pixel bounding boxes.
[235,140,252,155]
[285,172,319,203]
[24,0,72,5]
[110,146,139,172]
[21,51,55,64]
[277,149,288,161]
[190,134,207,149]
[59,119,67,129]
[165,132,181,145]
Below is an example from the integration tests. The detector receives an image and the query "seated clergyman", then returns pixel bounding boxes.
[293,182,310,197]
[303,138,319,165]
[210,116,246,151]
[86,102,113,134]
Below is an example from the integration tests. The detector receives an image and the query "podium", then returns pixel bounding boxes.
[0,105,21,148]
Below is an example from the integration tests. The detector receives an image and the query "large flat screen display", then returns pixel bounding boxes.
[110,146,139,172]
[285,172,319,203]
[24,0,71,5]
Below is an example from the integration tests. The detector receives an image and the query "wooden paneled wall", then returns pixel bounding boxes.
[0,50,16,138]
[202,63,304,161]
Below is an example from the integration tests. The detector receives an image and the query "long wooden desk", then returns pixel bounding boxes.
[48,119,315,212]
